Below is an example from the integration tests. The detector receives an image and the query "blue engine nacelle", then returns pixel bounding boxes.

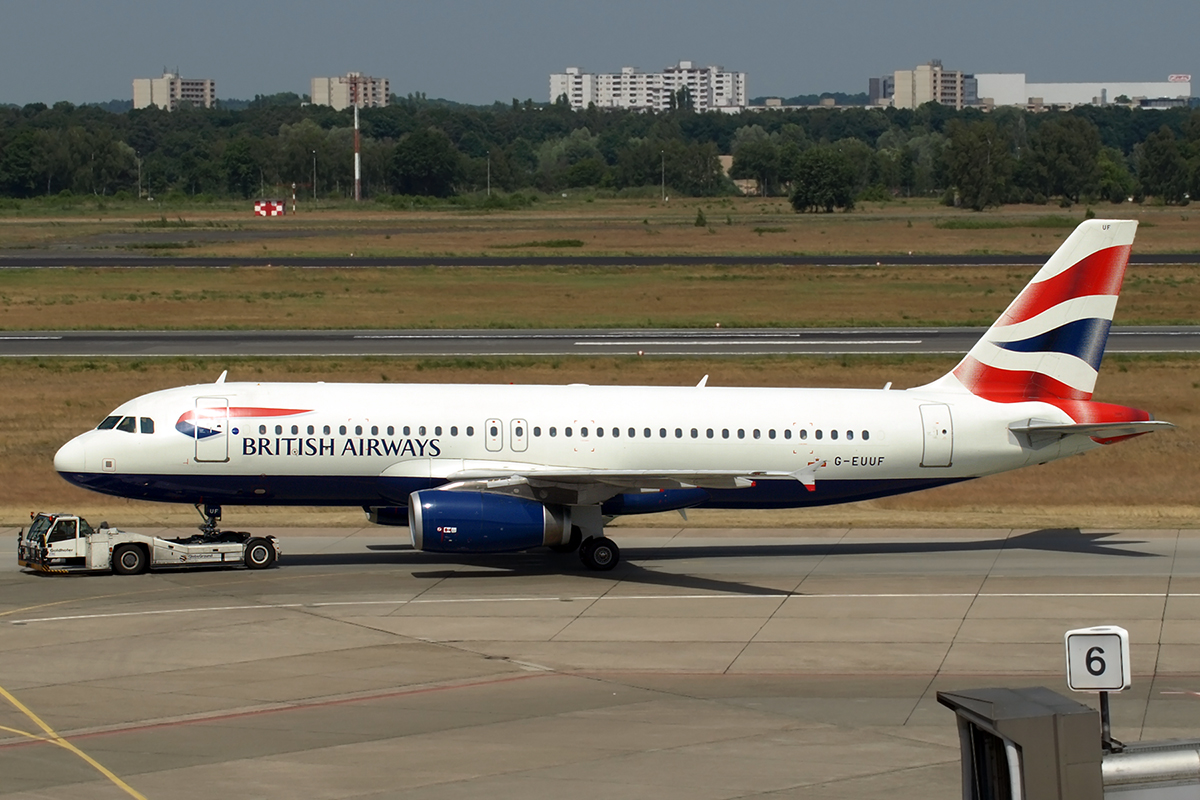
[408,491,570,553]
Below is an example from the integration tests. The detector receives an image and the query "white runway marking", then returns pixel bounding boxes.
[9,591,1199,625]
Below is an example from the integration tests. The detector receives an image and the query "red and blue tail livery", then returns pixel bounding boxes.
[56,219,1174,570]
[946,219,1135,402]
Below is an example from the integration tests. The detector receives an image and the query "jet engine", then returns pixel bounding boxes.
[408,491,571,553]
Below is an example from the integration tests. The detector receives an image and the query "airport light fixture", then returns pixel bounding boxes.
[312,150,317,202]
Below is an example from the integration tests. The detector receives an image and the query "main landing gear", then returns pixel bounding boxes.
[579,537,620,571]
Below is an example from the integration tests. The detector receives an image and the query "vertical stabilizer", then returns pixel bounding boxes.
[925,219,1137,402]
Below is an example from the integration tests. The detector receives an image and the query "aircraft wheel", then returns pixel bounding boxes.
[112,544,148,575]
[244,538,277,569]
[579,537,620,571]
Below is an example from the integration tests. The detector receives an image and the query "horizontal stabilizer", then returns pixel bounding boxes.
[1009,418,1175,448]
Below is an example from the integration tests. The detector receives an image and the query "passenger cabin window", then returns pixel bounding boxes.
[419,426,427,436]
[435,426,442,436]
[753,429,761,439]
[339,425,347,435]
[831,430,839,440]
[259,425,267,434]
[355,425,363,435]
[723,429,729,439]
[629,428,636,438]
[140,418,155,434]
[784,429,792,440]
[97,416,121,430]
[275,425,283,435]
[737,429,745,440]
[466,426,474,436]
[675,428,683,439]
[323,425,331,435]
[594,427,601,437]
[659,428,667,438]
[706,428,714,439]
[293,425,300,435]
[371,426,378,435]
[307,425,315,435]
[387,426,394,436]
[565,427,573,437]
[800,429,808,440]
[816,430,823,440]
[644,428,651,438]
[846,430,854,441]
[403,426,411,436]
[862,431,870,441]
[116,416,136,433]
[769,429,776,440]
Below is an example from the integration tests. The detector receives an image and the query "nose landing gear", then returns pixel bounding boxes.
[196,503,223,539]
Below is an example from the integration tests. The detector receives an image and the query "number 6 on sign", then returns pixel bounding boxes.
[1065,626,1131,692]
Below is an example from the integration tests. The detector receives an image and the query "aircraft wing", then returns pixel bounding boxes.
[384,459,826,506]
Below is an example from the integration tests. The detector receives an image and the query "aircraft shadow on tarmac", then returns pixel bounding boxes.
[280,529,1157,597]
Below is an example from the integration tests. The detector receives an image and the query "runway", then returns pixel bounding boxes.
[3,325,1199,357]
[1,525,1197,799]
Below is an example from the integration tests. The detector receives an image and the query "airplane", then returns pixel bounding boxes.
[54,219,1174,570]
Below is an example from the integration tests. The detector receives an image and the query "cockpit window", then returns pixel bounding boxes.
[140,418,155,434]
[97,416,121,430]
[116,416,137,433]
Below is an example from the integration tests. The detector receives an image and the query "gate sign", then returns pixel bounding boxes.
[1065,625,1131,692]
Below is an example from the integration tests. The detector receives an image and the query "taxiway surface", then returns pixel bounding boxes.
[1,525,1197,799]
[3,325,1199,358]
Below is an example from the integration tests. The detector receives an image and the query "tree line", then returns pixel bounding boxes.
[1,95,1198,211]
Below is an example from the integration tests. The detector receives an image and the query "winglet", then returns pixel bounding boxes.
[696,375,709,388]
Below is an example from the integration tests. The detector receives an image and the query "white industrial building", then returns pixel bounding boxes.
[311,73,390,111]
[974,74,1191,109]
[132,71,216,111]
[550,61,746,112]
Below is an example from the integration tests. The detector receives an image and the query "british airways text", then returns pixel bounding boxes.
[241,437,442,457]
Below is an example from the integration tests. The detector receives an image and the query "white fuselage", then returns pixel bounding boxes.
[55,380,1087,511]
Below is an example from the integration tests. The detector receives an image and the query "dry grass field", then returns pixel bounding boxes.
[3,196,1200,257]
[2,355,1195,530]
[1,263,1197,330]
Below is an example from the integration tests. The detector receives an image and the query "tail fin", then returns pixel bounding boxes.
[928,219,1137,402]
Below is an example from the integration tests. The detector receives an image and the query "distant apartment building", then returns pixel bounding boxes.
[891,60,976,110]
[550,61,746,112]
[311,73,390,111]
[868,75,895,106]
[974,73,1191,110]
[132,71,216,111]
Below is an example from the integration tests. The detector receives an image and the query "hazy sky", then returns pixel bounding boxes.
[2,0,1197,105]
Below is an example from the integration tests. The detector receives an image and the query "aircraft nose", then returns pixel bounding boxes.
[54,435,88,474]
